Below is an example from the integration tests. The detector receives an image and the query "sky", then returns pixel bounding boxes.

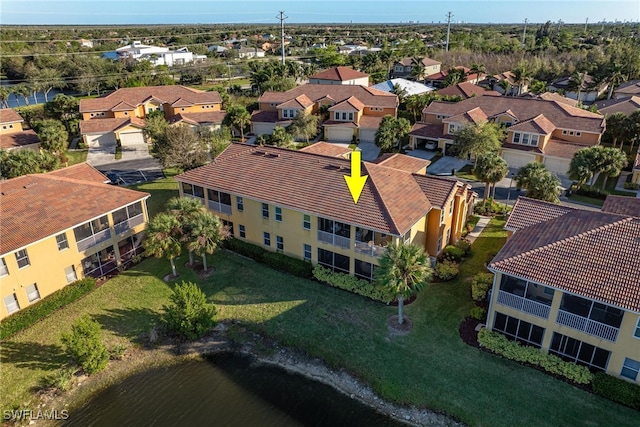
[1,0,639,25]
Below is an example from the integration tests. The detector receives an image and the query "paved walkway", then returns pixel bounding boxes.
[427,156,471,176]
[465,216,492,245]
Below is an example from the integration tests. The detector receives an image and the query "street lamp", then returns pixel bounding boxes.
[505,173,515,216]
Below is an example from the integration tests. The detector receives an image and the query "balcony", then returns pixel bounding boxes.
[317,230,350,249]
[556,310,619,342]
[208,200,232,215]
[354,240,386,257]
[113,214,145,235]
[497,290,551,319]
[76,228,112,252]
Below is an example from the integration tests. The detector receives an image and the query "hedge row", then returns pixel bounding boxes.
[0,278,96,341]
[312,265,391,303]
[224,238,313,279]
[592,372,640,411]
[477,328,593,384]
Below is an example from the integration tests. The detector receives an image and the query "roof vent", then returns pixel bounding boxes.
[265,153,280,158]
[323,164,341,170]
[252,150,267,156]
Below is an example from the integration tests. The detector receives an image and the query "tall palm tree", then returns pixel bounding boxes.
[143,213,182,277]
[512,66,531,96]
[410,58,426,82]
[0,86,10,109]
[470,63,486,82]
[497,79,512,95]
[166,196,206,266]
[567,72,586,103]
[14,84,31,106]
[375,242,432,325]
[474,153,508,204]
[188,211,230,272]
[223,104,251,142]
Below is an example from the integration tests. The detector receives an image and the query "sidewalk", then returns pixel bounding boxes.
[466,216,491,244]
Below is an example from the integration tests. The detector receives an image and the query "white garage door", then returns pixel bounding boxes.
[502,150,537,169]
[252,122,277,136]
[118,131,145,146]
[85,132,116,148]
[326,126,354,142]
[544,157,569,176]
[359,128,377,143]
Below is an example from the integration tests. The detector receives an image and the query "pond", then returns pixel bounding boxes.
[63,353,404,427]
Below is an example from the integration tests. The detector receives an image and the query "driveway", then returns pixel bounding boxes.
[427,156,471,176]
[406,149,439,161]
[357,142,380,161]
[86,145,117,166]
[88,143,164,185]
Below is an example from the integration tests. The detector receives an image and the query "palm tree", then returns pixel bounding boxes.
[0,86,10,109]
[443,68,466,87]
[375,242,432,325]
[223,105,251,142]
[188,211,230,272]
[14,84,31,106]
[166,196,206,266]
[410,58,426,82]
[512,66,531,96]
[474,153,508,204]
[606,63,625,100]
[470,63,486,82]
[143,213,182,277]
[567,72,586,103]
[497,79,512,95]
[515,162,561,203]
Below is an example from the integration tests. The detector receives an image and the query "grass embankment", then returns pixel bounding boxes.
[2,215,637,426]
[64,150,88,166]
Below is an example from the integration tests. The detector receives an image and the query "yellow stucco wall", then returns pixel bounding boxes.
[364,107,397,118]
[0,122,24,134]
[632,170,640,184]
[82,112,116,120]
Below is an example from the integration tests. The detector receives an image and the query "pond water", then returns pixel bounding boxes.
[63,353,404,427]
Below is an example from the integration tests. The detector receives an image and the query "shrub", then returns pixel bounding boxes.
[623,182,639,190]
[434,260,459,281]
[163,281,217,340]
[592,372,640,411]
[472,272,494,301]
[0,278,96,341]
[454,239,472,256]
[312,265,391,303]
[224,238,313,278]
[470,306,487,321]
[478,328,593,384]
[61,314,109,375]
[443,245,465,261]
[474,199,505,215]
[109,344,127,360]
[40,365,78,392]
[575,184,609,200]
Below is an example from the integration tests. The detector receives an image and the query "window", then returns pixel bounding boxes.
[449,201,454,215]
[65,265,78,283]
[576,132,581,137]
[15,249,30,269]
[4,293,19,314]
[440,209,445,224]
[262,203,269,219]
[81,246,117,278]
[206,189,232,215]
[354,259,376,282]
[275,207,282,222]
[74,216,111,251]
[437,236,443,253]
[239,225,246,238]
[493,312,545,348]
[236,196,244,212]
[446,228,451,244]
[448,123,459,134]
[303,214,311,230]
[317,248,350,273]
[0,258,8,277]
[26,284,40,303]
[303,244,312,261]
[634,318,640,339]
[263,232,271,246]
[513,132,539,147]
[276,236,283,251]
[621,358,640,381]
[549,332,611,370]
[559,294,624,329]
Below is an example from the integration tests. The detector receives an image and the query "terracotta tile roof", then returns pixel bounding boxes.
[542,139,588,159]
[409,122,445,139]
[357,115,384,129]
[79,117,145,134]
[168,112,226,126]
[490,211,640,312]
[492,71,516,84]
[594,96,640,116]
[425,97,604,134]
[510,114,556,134]
[602,195,640,217]
[437,82,500,99]
[397,57,441,67]
[323,120,357,128]
[504,196,574,231]
[538,92,579,107]
[446,107,488,125]
[616,80,640,96]
[48,163,109,183]
[502,143,543,154]
[0,109,24,124]
[413,175,459,208]
[257,84,397,109]
[175,143,454,235]
[299,142,352,157]
[277,94,314,110]
[309,66,369,81]
[250,110,279,123]
[0,130,40,150]
[371,153,430,173]
[0,168,149,255]
[79,86,222,113]
[329,96,365,112]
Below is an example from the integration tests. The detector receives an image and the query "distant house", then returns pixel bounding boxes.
[237,47,266,59]
[308,67,370,86]
[613,80,640,99]
[390,57,441,80]
[537,92,579,107]
[79,39,94,48]
[424,66,480,89]
[0,109,40,151]
[594,96,640,116]
[436,82,500,99]
[116,41,205,67]
[485,71,522,96]
[208,45,228,54]
[549,73,608,103]
[371,78,435,96]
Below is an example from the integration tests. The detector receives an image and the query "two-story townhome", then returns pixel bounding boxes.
[614,80,640,99]
[424,66,480,89]
[390,57,441,80]
[486,196,640,383]
[409,96,606,175]
[251,84,398,143]
[174,143,476,278]
[548,73,608,104]
[436,82,500,99]
[0,163,150,320]
[0,109,40,152]
[79,85,224,147]
[307,67,370,86]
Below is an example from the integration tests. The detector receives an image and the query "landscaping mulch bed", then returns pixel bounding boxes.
[458,316,481,348]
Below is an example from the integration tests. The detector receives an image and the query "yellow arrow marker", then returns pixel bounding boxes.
[344,150,368,204]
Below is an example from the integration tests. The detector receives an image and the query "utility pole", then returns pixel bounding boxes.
[521,18,528,48]
[584,17,589,33]
[445,12,453,52]
[277,10,288,65]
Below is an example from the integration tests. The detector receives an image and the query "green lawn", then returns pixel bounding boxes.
[128,176,179,217]
[1,216,636,425]
[455,164,477,181]
[65,149,88,166]
[568,194,606,207]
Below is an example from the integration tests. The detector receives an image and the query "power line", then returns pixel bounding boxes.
[445,12,453,52]
[277,11,288,65]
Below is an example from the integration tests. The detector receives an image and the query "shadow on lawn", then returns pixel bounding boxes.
[0,341,67,370]
[93,307,163,344]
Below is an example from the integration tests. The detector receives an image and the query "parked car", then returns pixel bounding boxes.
[425,141,437,150]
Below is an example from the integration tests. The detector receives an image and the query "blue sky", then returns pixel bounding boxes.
[1,0,639,25]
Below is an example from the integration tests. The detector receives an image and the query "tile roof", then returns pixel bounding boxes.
[0,130,40,150]
[0,109,24,124]
[277,94,314,109]
[601,195,640,217]
[413,175,461,208]
[397,57,441,67]
[615,80,640,96]
[371,153,430,173]
[509,114,556,134]
[492,71,516,84]
[357,115,384,129]
[329,96,365,112]
[542,139,588,159]
[490,211,640,312]
[0,166,149,255]
[309,66,369,81]
[424,97,604,134]
[299,142,352,157]
[258,84,398,109]
[175,143,469,235]
[79,117,146,134]
[250,110,279,123]
[168,112,226,126]
[538,92,579,107]
[409,122,445,139]
[446,107,488,125]
[594,96,640,116]
[48,163,110,183]
[437,82,500,99]
[79,86,222,113]
[504,196,574,231]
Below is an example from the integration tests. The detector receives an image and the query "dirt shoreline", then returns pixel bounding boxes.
[34,322,462,427]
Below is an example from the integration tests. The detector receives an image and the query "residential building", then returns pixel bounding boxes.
[436,82,501,99]
[371,78,435,96]
[78,85,224,147]
[631,153,640,186]
[251,83,398,143]
[390,57,441,80]
[307,67,370,86]
[0,109,40,151]
[409,96,605,175]
[486,196,640,383]
[537,92,579,107]
[613,80,640,99]
[0,164,150,320]
[237,47,266,59]
[601,195,640,216]
[424,67,480,89]
[594,96,640,116]
[549,73,608,103]
[116,41,205,67]
[485,71,522,96]
[174,143,475,278]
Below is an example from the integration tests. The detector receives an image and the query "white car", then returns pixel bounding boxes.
[424,141,437,150]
